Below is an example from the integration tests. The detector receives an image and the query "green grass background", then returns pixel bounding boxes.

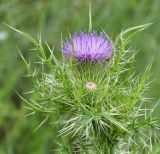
[0,0,160,153]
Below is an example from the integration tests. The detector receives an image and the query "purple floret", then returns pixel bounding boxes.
[62,31,112,61]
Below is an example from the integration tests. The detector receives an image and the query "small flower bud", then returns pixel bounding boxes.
[86,81,97,91]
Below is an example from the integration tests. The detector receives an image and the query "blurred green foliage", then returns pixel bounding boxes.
[0,0,160,153]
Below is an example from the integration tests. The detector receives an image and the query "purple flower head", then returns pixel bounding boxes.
[62,31,112,61]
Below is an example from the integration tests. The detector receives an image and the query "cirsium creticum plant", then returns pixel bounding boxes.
[6,7,160,154]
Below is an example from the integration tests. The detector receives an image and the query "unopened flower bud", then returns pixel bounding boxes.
[86,81,97,91]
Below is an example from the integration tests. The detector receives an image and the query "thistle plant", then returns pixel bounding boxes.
[6,6,160,154]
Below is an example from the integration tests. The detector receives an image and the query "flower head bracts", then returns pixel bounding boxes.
[62,31,112,62]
